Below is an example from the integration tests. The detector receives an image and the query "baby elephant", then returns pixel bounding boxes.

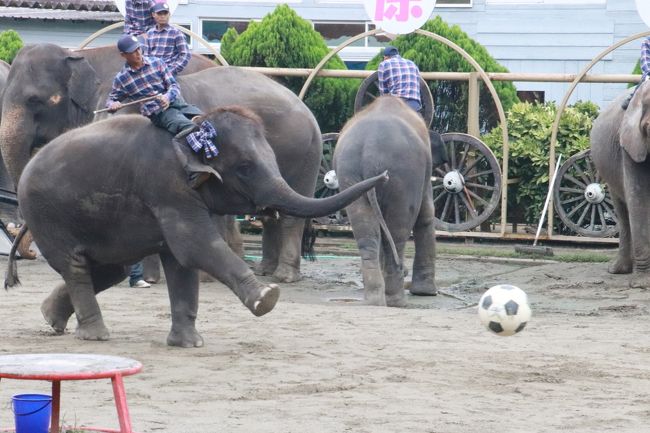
[333,96,438,307]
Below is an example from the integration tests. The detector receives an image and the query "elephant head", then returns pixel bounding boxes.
[620,80,650,163]
[174,106,387,217]
[0,44,99,188]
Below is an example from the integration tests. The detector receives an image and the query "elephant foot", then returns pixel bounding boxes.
[272,263,302,283]
[254,260,276,276]
[75,319,110,341]
[245,284,280,317]
[167,327,204,348]
[608,258,633,274]
[41,293,74,334]
[629,274,650,289]
[408,281,438,296]
[386,293,407,308]
[364,291,387,307]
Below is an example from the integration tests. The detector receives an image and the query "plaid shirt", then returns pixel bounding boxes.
[124,0,155,36]
[378,55,421,103]
[106,56,180,117]
[145,25,191,76]
[641,37,650,82]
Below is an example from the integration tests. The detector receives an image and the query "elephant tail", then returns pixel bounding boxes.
[301,219,317,262]
[367,188,400,268]
[4,224,26,289]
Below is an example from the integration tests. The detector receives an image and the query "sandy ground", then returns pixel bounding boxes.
[0,236,649,433]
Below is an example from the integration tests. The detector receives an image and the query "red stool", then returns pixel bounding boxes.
[0,353,142,433]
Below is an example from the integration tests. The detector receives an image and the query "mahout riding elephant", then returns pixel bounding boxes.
[0,43,322,283]
[591,81,650,288]
[8,108,387,347]
[332,96,437,307]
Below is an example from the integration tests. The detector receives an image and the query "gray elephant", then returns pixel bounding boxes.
[591,81,650,288]
[8,108,387,347]
[332,96,437,307]
[0,43,320,282]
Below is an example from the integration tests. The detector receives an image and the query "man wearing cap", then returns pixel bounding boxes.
[124,0,154,37]
[145,2,191,76]
[106,34,215,188]
[377,46,422,112]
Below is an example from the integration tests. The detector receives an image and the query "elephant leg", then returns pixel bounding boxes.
[347,201,385,306]
[142,254,161,283]
[256,217,281,276]
[383,236,407,308]
[159,251,203,348]
[41,264,127,335]
[607,193,632,274]
[271,215,305,283]
[625,159,650,287]
[409,196,438,296]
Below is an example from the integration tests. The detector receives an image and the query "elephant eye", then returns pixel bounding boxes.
[26,95,43,108]
[236,162,253,178]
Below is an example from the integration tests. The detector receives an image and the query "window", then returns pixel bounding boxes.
[201,20,250,43]
[314,22,367,47]
[437,0,472,7]
[517,91,545,104]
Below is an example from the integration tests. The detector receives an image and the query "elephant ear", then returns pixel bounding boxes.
[172,139,223,183]
[66,55,99,113]
[620,83,649,163]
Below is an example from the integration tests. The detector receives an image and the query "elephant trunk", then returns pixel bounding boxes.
[0,105,32,188]
[258,171,389,218]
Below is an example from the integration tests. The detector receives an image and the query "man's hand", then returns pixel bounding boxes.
[107,101,122,113]
[157,94,170,110]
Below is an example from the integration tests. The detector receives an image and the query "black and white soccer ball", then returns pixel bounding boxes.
[478,284,531,336]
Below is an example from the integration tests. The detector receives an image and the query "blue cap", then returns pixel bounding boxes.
[151,2,170,13]
[384,46,399,57]
[117,34,140,53]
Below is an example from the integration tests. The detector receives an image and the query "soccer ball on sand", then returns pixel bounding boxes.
[478,284,531,336]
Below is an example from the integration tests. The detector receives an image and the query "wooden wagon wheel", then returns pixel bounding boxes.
[313,133,348,225]
[354,71,434,128]
[432,133,502,232]
[553,149,618,237]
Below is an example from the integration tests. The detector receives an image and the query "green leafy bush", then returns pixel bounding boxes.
[221,4,359,132]
[482,100,598,225]
[0,29,22,64]
[365,16,519,134]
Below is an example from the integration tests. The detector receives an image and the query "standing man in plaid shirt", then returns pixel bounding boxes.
[124,0,154,37]
[106,34,216,188]
[145,2,190,76]
[377,46,422,112]
[622,37,650,110]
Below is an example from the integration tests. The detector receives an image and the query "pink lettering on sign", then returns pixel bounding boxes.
[374,0,423,23]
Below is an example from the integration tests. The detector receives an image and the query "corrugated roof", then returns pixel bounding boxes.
[0,0,118,11]
[0,6,121,20]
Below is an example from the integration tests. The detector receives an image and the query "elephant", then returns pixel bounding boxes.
[0,43,322,282]
[591,81,650,288]
[332,96,437,307]
[8,108,387,347]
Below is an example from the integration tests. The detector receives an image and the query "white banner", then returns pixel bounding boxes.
[363,0,437,35]
[637,0,650,27]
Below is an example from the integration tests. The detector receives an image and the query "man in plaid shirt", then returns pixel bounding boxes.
[106,34,216,188]
[145,2,190,76]
[378,46,422,112]
[124,0,154,37]
[622,37,650,110]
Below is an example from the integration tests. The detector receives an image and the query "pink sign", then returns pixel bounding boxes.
[364,0,436,34]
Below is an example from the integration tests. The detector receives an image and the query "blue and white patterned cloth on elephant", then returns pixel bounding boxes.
[187,121,219,159]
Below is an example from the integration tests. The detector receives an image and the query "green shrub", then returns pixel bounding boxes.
[0,29,22,64]
[221,4,359,132]
[482,100,598,225]
[365,16,519,134]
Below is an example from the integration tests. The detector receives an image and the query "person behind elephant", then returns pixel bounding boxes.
[106,34,216,188]
[145,2,190,76]
[124,0,155,37]
[377,46,421,112]
[621,36,650,110]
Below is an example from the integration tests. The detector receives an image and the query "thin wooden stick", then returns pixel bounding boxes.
[93,94,160,114]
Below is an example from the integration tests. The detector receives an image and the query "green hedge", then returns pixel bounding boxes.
[0,29,22,64]
[482,100,599,225]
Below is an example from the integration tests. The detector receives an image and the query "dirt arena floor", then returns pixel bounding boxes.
[0,235,649,433]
